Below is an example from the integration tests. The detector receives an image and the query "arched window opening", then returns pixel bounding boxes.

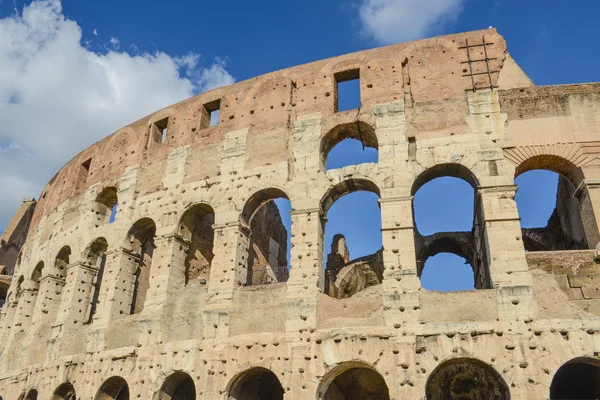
[550,357,600,399]
[95,376,129,400]
[426,358,510,400]
[55,246,71,279]
[413,166,489,291]
[24,390,37,400]
[228,367,284,400]
[318,363,390,400]
[31,261,44,290]
[322,180,382,298]
[85,237,108,322]
[52,382,76,400]
[178,204,215,285]
[516,169,589,251]
[155,372,195,400]
[95,187,119,225]
[241,189,291,287]
[126,218,156,314]
[0,280,8,308]
[321,122,378,171]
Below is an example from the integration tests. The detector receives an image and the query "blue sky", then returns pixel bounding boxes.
[0,0,596,291]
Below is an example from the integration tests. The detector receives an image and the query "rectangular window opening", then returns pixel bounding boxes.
[201,99,221,129]
[151,117,169,145]
[335,69,361,113]
[77,158,92,190]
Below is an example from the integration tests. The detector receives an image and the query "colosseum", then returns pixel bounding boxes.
[0,27,600,399]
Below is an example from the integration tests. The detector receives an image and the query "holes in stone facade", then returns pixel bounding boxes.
[412,164,490,291]
[95,376,129,400]
[86,237,108,323]
[318,362,389,400]
[515,156,596,251]
[178,203,215,285]
[126,218,156,314]
[52,382,76,400]
[95,187,118,225]
[550,357,600,399]
[240,189,291,286]
[426,358,509,400]
[322,179,382,298]
[150,117,169,145]
[321,122,378,171]
[335,69,361,112]
[228,367,284,400]
[201,99,221,129]
[156,372,196,400]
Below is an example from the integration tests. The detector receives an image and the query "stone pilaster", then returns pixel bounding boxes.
[285,207,324,333]
[575,179,600,248]
[202,221,249,339]
[380,196,421,330]
[0,300,18,352]
[477,184,534,321]
[10,285,38,337]
[31,275,65,324]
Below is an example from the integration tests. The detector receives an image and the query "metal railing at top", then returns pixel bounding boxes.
[247,266,290,286]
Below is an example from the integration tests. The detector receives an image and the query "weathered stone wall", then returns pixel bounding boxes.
[0,28,599,400]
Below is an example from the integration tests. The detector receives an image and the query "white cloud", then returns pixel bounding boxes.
[358,0,465,44]
[0,0,235,231]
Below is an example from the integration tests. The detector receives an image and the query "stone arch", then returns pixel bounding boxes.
[95,376,129,400]
[426,357,510,400]
[54,246,71,279]
[415,232,475,276]
[30,261,44,290]
[240,188,291,286]
[23,389,37,400]
[84,237,109,321]
[514,153,585,188]
[411,163,479,196]
[125,218,157,314]
[317,361,390,400]
[320,121,378,170]
[95,186,118,224]
[227,366,284,400]
[154,371,196,400]
[320,177,381,216]
[52,382,76,400]
[178,203,216,284]
[550,357,600,399]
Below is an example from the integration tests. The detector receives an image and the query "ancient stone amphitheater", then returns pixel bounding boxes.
[0,28,599,400]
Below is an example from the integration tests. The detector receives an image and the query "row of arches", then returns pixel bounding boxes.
[12,356,600,399]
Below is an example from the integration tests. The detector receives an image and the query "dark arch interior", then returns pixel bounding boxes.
[127,219,157,314]
[323,367,389,400]
[96,376,129,400]
[229,367,284,400]
[426,359,509,400]
[158,372,195,400]
[52,383,76,400]
[86,237,109,322]
[178,204,215,284]
[55,246,71,279]
[95,186,119,223]
[550,359,600,399]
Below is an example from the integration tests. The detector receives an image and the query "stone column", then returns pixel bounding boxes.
[10,283,38,337]
[575,179,600,248]
[0,299,18,352]
[51,261,99,336]
[380,196,421,330]
[31,276,65,324]
[477,184,533,321]
[202,221,249,339]
[285,207,324,333]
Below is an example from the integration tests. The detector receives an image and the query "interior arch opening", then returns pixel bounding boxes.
[95,186,119,224]
[178,203,215,285]
[21,390,37,400]
[322,179,382,298]
[412,165,490,291]
[52,382,76,400]
[550,357,600,399]
[31,261,44,290]
[515,165,592,251]
[318,363,390,400]
[85,237,108,322]
[426,358,510,400]
[228,367,284,400]
[321,122,378,171]
[126,218,156,314]
[55,246,71,279]
[240,189,291,287]
[95,376,129,400]
[155,371,195,400]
